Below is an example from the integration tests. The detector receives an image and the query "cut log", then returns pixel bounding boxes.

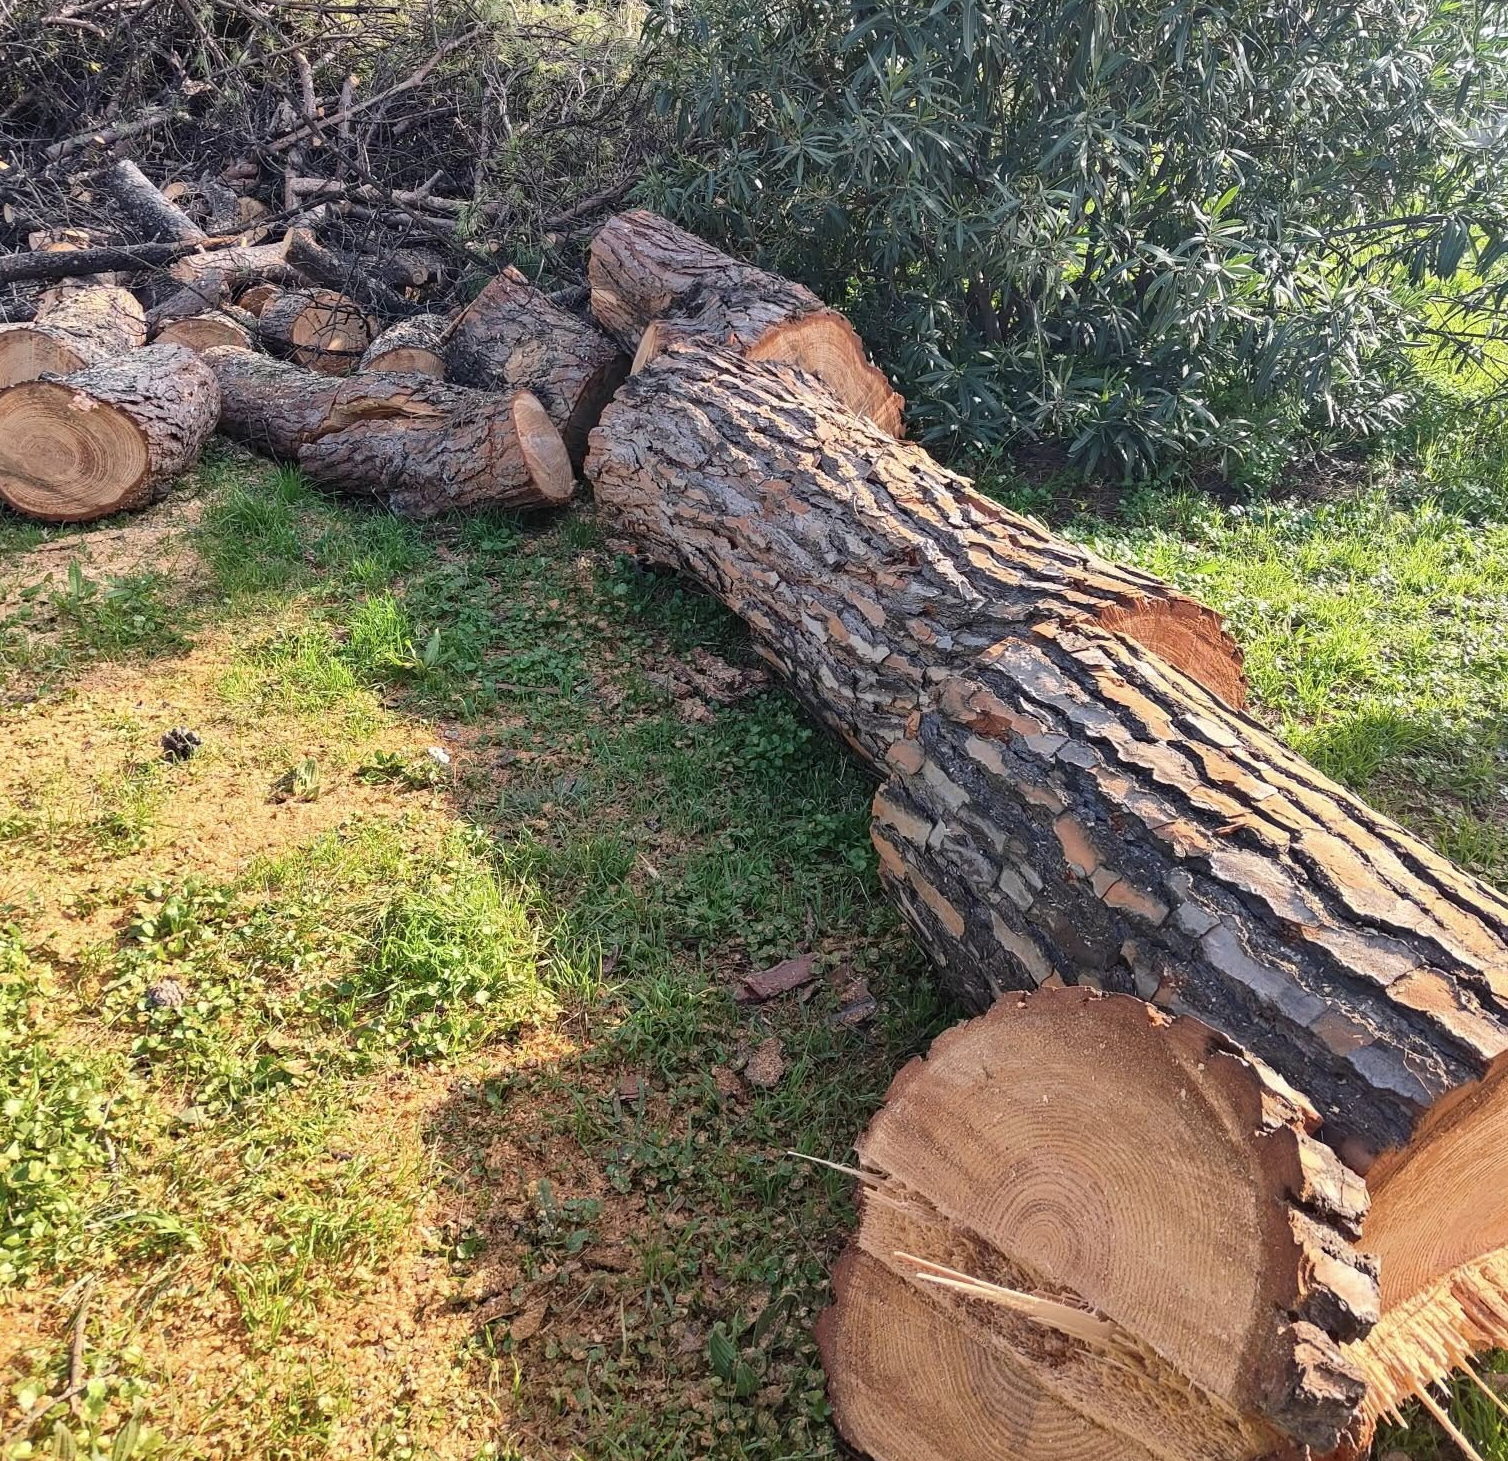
[0,286,146,387]
[257,288,374,375]
[589,209,903,436]
[235,283,279,317]
[444,268,627,468]
[585,346,1508,1452]
[153,308,256,353]
[145,274,232,334]
[204,348,574,519]
[285,227,409,321]
[167,240,296,293]
[358,314,447,377]
[818,990,1377,1461]
[100,160,207,244]
[0,343,219,521]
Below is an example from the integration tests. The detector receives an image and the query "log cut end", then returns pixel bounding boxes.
[634,309,904,438]
[818,989,1377,1460]
[0,379,152,520]
[259,288,374,375]
[1347,1063,1508,1423]
[1097,598,1247,711]
[0,344,218,521]
[0,327,90,389]
[153,310,255,354]
[512,390,575,504]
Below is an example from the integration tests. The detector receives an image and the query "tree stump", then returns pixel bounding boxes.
[0,286,146,387]
[589,209,903,436]
[257,288,374,375]
[358,313,448,378]
[0,344,219,521]
[585,345,1508,1454]
[444,268,627,468]
[205,348,574,519]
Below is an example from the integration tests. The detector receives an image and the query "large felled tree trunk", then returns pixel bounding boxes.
[0,286,147,387]
[589,209,904,437]
[443,268,627,469]
[205,348,574,519]
[585,345,1508,1456]
[0,343,219,521]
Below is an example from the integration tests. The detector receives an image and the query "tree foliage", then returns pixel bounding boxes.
[647,0,1508,480]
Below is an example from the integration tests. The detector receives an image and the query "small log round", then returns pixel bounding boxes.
[0,285,147,387]
[590,209,903,436]
[0,343,219,521]
[153,308,256,353]
[300,385,573,519]
[257,288,374,375]
[204,349,574,519]
[358,313,447,377]
[445,268,627,468]
[235,283,279,317]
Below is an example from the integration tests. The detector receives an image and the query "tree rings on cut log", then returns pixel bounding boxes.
[0,343,219,521]
[0,285,146,387]
[235,283,279,317]
[590,209,903,436]
[358,313,447,377]
[818,988,1377,1461]
[257,288,374,375]
[153,309,255,353]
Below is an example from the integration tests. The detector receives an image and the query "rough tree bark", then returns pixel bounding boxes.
[205,348,574,518]
[443,267,627,469]
[257,287,374,375]
[100,159,207,244]
[285,226,410,321]
[0,286,147,387]
[358,313,447,377]
[589,209,904,436]
[0,343,219,521]
[585,346,1508,1455]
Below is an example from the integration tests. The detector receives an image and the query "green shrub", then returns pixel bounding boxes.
[649,0,1508,482]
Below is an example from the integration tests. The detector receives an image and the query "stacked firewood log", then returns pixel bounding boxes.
[0,165,598,521]
[5,184,1508,1461]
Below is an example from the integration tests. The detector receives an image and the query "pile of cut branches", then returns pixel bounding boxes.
[0,0,652,323]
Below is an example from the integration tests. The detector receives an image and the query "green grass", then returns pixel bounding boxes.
[1,419,1507,1459]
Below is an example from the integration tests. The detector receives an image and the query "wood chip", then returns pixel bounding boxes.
[736,953,818,1002]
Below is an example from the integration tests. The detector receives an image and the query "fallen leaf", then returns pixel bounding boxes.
[743,1036,785,1089]
[737,953,817,1002]
[616,1072,646,1101]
